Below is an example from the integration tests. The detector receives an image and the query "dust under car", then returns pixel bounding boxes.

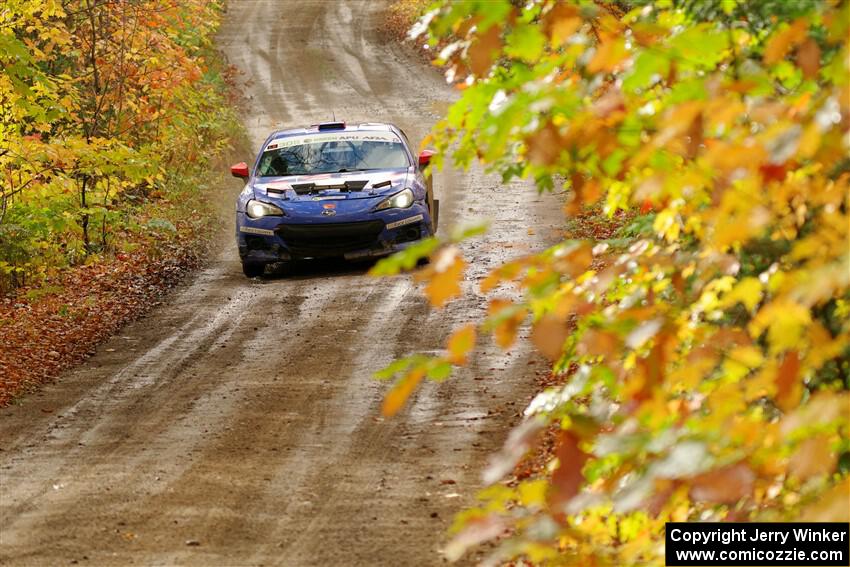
[231,122,438,277]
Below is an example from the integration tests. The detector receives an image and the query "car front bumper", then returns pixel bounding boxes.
[236,204,432,263]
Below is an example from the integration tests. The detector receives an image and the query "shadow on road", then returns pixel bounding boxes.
[259,258,379,281]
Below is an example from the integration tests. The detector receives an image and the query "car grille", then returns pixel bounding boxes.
[276,221,385,257]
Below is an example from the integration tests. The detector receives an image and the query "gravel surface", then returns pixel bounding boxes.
[0,1,562,565]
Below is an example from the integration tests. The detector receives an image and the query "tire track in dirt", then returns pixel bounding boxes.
[0,1,562,565]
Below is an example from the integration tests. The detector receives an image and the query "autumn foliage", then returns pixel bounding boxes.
[0,1,239,402]
[0,0,239,292]
[375,0,849,564]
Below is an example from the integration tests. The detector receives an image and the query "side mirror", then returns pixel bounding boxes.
[418,150,435,169]
[231,162,250,179]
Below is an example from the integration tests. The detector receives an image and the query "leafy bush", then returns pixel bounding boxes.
[376,1,849,564]
[0,0,240,294]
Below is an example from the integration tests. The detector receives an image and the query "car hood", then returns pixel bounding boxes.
[251,169,410,203]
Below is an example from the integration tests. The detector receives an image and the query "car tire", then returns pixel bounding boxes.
[242,262,265,278]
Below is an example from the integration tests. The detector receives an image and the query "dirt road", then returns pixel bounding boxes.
[0,1,560,565]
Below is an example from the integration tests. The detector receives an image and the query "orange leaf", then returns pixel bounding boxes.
[630,335,667,401]
[552,242,593,278]
[565,175,602,215]
[800,478,850,522]
[447,324,477,365]
[488,299,528,350]
[544,3,581,46]
[382,368,425,417]
[689,462,755,504]
[418,133,434,153]
[775,350,802,412]
[453,15,480,37]
[467,24,502,77]
[577,329,620,358]
[789,435,837,481]
[686,111,703,158]
[587,35,628,73]
[421,247,466,308]
[631,22,666,47]
[480,261,523,293]
[444,515,507,562]
[548,431,589,512]
[525,122,564,166]
[796,38,821,80]
[781,391,850,435]
[531,315,569,360]
[763,18,808,64]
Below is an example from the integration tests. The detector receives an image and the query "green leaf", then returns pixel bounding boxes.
[426,360,453,381]
[623,50,670,93]
[669,24,729,69]
[504,24,546,63]
[368,237,440,276]
[450,220,490,242]
[374,355,425,380]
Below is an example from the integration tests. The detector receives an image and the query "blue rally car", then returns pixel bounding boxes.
[231,121,438,277]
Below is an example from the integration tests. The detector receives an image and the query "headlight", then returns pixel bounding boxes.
[375,188,414,211]
[246,199,284,219]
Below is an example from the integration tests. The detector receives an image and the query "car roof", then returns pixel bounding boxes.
[266,122,400,140]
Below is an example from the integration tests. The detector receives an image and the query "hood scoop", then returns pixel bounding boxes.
[291,179,370,195]
[257,170,406,200]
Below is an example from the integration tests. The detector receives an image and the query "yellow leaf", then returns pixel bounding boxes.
[797,122,821,158]
[706,382,746,427]
[806,321,848,370]
[670,352,717,391]
[518,479,549,507]
[704,140,767,173]
[743,362,778,401]
[447,324,476,365]
[722,345,764,381]
[705,96,746,134]
[748,300,812,353]
[722,277,763,311]
[382,368,425,417]
[729,345,764,369]
[653,209,680,242]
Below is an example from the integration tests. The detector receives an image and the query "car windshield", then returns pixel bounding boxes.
[257,131,409,177]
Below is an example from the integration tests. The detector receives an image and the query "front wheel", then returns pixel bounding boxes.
[242,262,265,278]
